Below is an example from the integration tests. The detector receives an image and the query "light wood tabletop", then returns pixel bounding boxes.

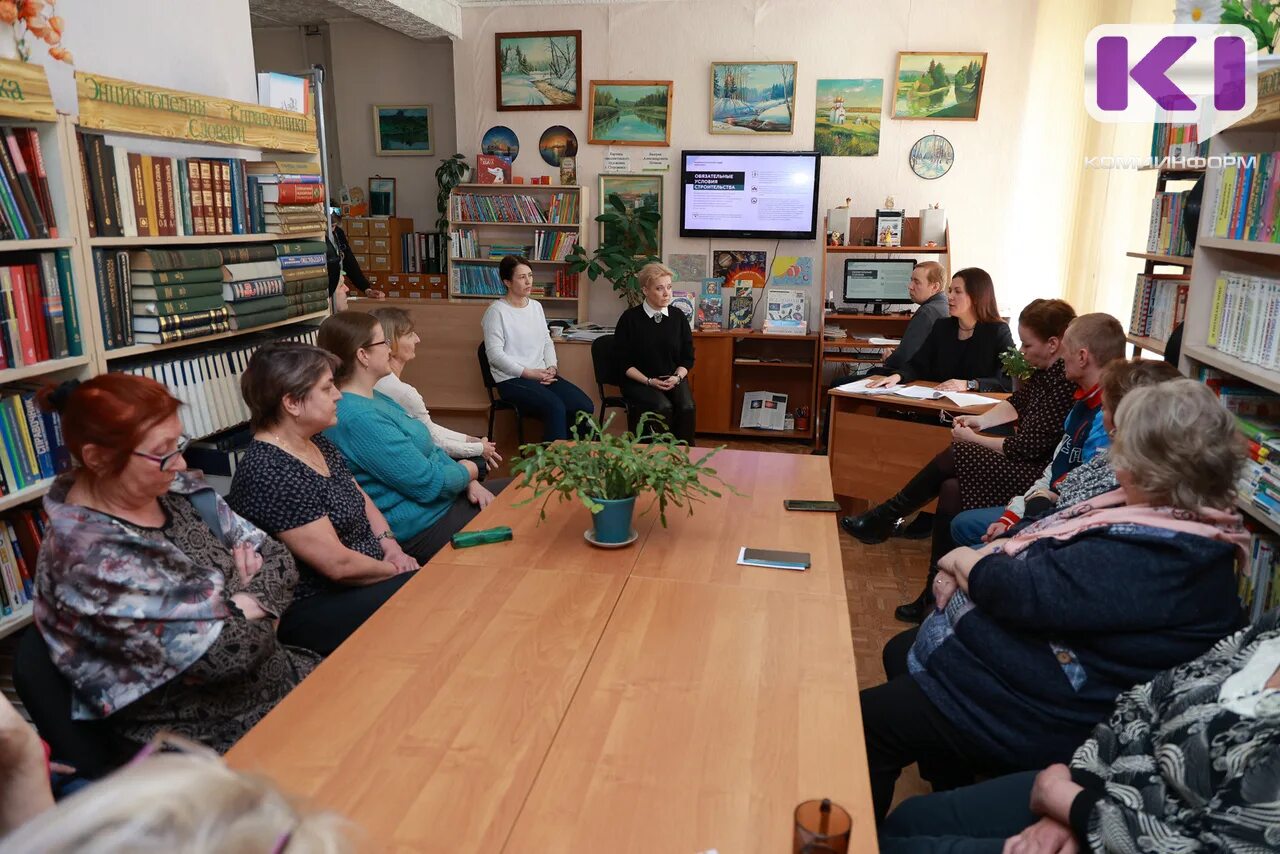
[226,448,876,854]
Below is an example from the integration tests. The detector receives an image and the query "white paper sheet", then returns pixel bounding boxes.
[939,391,1002,408]
[868,337,901,345]
[833,378,897,395]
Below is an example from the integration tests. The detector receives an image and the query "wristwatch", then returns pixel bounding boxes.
[966,380,979,391]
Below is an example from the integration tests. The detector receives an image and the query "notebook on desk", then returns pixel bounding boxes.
[737,547,811,571]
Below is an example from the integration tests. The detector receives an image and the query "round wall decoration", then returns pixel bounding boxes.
[538,125,578,166]
[481,125,520,161]
[909,134,954,180]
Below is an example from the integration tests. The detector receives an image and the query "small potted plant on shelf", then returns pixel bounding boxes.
[434,153,472,232]
[565,192,661,308]
[509,412,738,546]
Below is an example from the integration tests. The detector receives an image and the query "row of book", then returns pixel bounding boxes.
[95,242,329,348]
[1237,526,1280,622]
[1207,271,1280,368]
[0,250,81,370]
[400,231,446,274]
[116,325,320,441]
[0,126,57,240]
[449,265,582,299]
[0,505,45,619]
[449,193,579,225]
[78,132,326,239]
[1127,274,1189,343]
[1149,122,1208,161]
[1145,190,1194,257]
[448,229,578,264]
[0,384,71,496]
[531,230,578,261]
[1207,151,1280,244]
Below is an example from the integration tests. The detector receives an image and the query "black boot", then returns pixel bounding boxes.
[895,568,937,623]
[839,504,899,544]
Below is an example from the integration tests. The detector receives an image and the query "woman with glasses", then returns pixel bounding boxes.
[228,341,421,656]
[31,375,317,755]
[316,311,505,565]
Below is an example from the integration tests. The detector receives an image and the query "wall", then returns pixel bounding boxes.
[328,19,457,230]
[453,0,1084,327]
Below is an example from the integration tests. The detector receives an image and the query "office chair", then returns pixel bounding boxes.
[590,334,637,430]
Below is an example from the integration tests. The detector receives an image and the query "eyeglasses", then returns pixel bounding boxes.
[363,339,391,350]
[133,435,191,471]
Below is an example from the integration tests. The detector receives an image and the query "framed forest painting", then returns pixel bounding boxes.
[891,51,987,121]
[710,61,797,134]
[372,105,432,155]
[495,30,582,111]
[588,80,672,146]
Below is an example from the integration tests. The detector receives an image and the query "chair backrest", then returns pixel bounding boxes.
[13,627,129,779]
[591,334,621,392]
[477,342,499,399]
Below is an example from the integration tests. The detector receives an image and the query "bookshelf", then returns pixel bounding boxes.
[89,231,325,249]
[1177,64,1280,545]
[446,183,589,321]
[1125,164,1201,357]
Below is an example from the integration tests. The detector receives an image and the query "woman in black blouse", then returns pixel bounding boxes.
[867,268,1013,393]
[612,262,696,444]
[228,342,417,655]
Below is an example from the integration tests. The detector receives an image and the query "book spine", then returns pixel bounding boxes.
[1,395,38,486]
[75,134,96,238]
[22,128,55,237]
[52,249,81,357]
[198,160,216,234]
[37,253,67,359]
[186,159,205,235]
[3,267,35,364]
[2,128,45,238]
[88,135,122,237]
[176,158,191,237]
[217,161,231,234]
[115,252,133,346]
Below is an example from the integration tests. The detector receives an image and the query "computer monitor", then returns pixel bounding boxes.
[842,259,916,304]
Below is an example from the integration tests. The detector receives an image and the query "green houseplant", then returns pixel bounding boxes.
[999,346,1036,382]
[565,192,661,308]
[509,412,738,545]
[434,153,472,232]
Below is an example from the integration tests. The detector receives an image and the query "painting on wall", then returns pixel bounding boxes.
[891,52,987,121]
[909,134,955,179]
[667,253,706,283]
[588,80,673,146]
[538,125,578,166]
[372,105,432,155]
[814,79,882,156]
[495,30,582,111]
[710,61,797,134]
[712,249,768,289]
[599,173,662,256]
[369,176,396,217]
[481,125,520,161]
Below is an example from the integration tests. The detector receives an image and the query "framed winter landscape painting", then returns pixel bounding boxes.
[495,30,582,111]
[892,52,987,121]
[710,61,797,134]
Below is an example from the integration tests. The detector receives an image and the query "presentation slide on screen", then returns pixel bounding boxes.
[844,261,914,301]
[682,154,816,232]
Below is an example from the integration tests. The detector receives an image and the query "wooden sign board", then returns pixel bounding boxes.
[0,58,56,122]
[75,71,318,153]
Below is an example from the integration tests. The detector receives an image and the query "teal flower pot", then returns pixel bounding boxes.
[590,495,637,545]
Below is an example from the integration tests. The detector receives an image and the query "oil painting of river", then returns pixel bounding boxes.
[588,81,672,146]
[710,61,797,135]
[496,30,582,111]
[892,52,986,121]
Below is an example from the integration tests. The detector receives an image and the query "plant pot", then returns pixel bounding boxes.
[590,495,637,545]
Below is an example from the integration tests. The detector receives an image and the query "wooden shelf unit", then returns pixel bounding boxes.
[690,331,820,440]
[1125,334,1166,357]
[89,231,325,248]
[446,183,588,321]
[0,603,34,642]
[1125,251,1193,267]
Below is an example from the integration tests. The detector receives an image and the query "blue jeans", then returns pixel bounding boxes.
[880,771,1039,854]
[950,506,1005,548]
[495,376,594,442]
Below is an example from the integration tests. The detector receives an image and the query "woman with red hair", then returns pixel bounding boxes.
[32,374,316,756]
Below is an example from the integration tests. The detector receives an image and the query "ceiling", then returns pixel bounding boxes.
[249,0,458,39]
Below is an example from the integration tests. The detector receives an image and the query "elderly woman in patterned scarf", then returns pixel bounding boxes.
[33,374,316,759]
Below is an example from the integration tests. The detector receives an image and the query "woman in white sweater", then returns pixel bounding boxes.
[370,307,503,474]
[480,255,594,442]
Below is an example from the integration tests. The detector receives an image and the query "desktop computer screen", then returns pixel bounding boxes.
[842,259,916,304]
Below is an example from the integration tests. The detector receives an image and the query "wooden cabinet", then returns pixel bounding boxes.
[690,331,819,440]
[342,216,414,272]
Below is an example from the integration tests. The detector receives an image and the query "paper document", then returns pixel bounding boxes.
[868,337,901,345]
[940,391,1001,407]
[834,378,897,395]
[888,386,943,400]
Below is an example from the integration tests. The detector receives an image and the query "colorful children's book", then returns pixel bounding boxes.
[728,295,752,329]
[670,290,696,328]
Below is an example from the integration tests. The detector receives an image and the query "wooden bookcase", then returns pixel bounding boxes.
[1178,65,1280,537]
[0,65,330,640]
[689,331,820,441]
[446,183,589,322]
[1125,165,1202,357]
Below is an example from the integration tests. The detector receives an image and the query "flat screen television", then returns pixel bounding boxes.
[679,150,820,240]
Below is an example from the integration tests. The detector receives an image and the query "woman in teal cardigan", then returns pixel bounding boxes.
[318,311,509,563]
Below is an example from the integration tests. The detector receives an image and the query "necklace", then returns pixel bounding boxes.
[958,322,976,332]
[270,431,324,470]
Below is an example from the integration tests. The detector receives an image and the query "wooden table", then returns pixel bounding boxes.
[227,449,876,853]
[827,383,1005,512]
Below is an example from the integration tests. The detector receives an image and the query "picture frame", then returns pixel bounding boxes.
[598,173,662,256]
[369,176,397,218]
[495,30,582,111]
[891,51,987,121]
[710,61,797,135]
[588,80,673,146]
[372,105,432,155]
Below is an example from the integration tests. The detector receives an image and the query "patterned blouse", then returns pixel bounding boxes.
[36,472,318,753]
[1069,609,1280,851]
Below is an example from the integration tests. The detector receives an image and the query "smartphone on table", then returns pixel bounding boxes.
[783,499,842,512]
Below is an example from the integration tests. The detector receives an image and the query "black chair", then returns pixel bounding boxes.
[13,627,131,780]
[590,334,638,430]
[477,342,525,445]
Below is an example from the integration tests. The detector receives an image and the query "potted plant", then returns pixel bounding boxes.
[999,346,1036,387]
[565,192,661,308]
[434,153,472,232]
[509,412,738,546]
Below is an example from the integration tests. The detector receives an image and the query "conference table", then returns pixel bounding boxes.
[227,448,877,853]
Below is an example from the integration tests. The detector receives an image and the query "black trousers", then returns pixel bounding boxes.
[621,379,696,445]
[399,478,512,564]
[279,572,415,656]
[879,771,1040,854]
[861,654,1009,824]
[889,448,963,593]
